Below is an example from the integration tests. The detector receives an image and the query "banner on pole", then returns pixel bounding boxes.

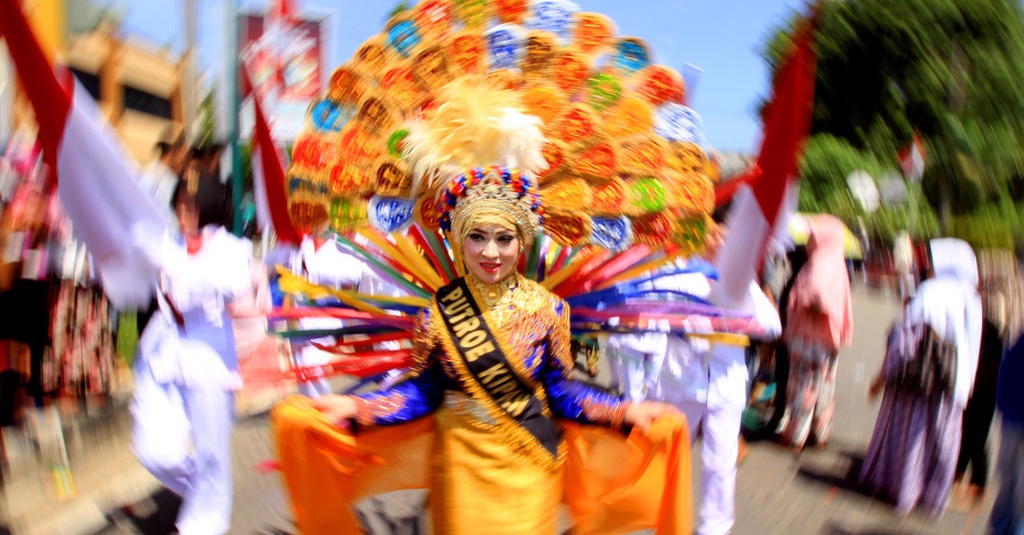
[238,11,325,142]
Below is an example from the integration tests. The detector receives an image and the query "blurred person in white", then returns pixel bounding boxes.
[893,229,915,299]
[268,215,403,398]
[606,221,782,535]
[131,180,265,535]
[860,238,982,517]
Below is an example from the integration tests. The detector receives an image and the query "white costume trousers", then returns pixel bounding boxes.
[676,343,749,535]
[133,367,236,535]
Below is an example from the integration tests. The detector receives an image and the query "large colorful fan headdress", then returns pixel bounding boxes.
[285,0,716,254]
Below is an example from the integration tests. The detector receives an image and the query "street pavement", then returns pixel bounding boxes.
[0,284,998,534]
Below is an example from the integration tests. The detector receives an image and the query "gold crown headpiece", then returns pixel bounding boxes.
[441,165,543,250]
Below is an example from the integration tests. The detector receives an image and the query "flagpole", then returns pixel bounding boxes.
[228,0,243,236]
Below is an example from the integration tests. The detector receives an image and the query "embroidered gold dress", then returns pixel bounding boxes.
[352,274,628,534]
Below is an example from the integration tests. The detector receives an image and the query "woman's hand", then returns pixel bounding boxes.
[311,394,358,426]
[624,401,680,434]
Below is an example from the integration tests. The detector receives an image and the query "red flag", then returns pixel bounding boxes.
[714,9,817,308]
[242,62,302,244]
[0,0,166,308]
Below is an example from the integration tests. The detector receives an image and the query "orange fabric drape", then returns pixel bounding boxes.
[272,396,692,534]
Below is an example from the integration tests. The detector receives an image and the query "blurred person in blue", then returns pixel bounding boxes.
[130,180,265,535]
[859,238,982,517]
[987,250,1024,535]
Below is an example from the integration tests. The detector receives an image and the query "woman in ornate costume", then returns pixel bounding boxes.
[271,75,695,533]
[307,164,679,534]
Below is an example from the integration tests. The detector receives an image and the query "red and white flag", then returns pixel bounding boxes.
[241,62,301,245]
[0,0,166,308]
[898,132,926,181]
[714,10,817,309]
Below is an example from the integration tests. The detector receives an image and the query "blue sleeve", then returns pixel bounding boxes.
[541,300,630,427]
[352,357,445,426]
[352,307,445,426]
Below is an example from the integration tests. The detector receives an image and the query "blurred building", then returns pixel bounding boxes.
[6,0,189,166]
[64,29,187,164]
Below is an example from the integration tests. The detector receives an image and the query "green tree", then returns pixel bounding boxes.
[766,0,1024,231]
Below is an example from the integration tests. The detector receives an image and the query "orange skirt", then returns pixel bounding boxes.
[271,395,691,534]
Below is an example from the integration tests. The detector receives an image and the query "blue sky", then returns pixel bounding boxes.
[121,0,806,153]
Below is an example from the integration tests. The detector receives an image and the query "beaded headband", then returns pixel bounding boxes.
[441,165,544,250]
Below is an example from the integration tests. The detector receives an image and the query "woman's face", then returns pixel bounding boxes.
[175,197,199,236]
[463,225,520,284]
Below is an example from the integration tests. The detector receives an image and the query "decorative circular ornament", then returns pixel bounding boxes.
[414,196,444,230]
[668,141,709,174]
[446,30,486,75]
[551,50,591,94]
[587,72,623,111]
[656,103,705,144]
[328,67,367,105]
[379,65,424,108]
[387,129,409,157]
[522,31,557,77]
[412,45,450,89]
[537,140,567,181]
[338,123,384,164]
[291,133,334,169]
[368,195,417,233]
[550,104,597,146]
[611,37,651,75]
[521,84,567,126]
[374,159,413,197]
[544,211,591,247]
[310,99,356,134]
[590,216,633,252]
[385,15,424,58]
[590,177,626,214]
[632,212,674,245]
[628,176,669,213]
[618,135,668,176]
[290,199,330,234]
[675,172,714,215]
[452,0,493,28]
[671,214,712,253]
[356,96,397,136]
[329,196,369,231]
[329,159,373,196]
[484,23,526,71]
[494,0,529,24]
[571,140,617,183]
[542,178,592,213]
[637,65,685,106]
[351,37,391,78]
[602,96,654,140]
[414,0,455,40]
[572,12,616,55]
[525,0,579,42]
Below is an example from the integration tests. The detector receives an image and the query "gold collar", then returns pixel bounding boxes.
[467,272,519,309]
